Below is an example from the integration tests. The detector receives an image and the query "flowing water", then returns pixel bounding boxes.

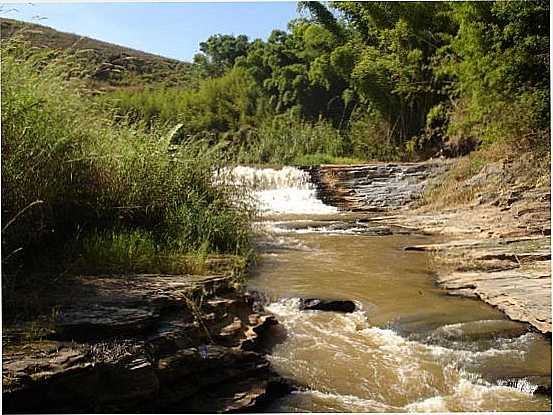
[233,166,552,412]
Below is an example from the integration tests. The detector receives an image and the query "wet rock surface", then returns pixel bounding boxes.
[429,319,531,341]
[402,236,552,334]
[2,274,293,413]
[299,299,356,313]
[268,219,413,236]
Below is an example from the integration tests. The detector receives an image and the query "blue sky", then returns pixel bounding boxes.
[2,2,302,61]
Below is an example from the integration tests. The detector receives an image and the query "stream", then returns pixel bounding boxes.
[234,166,551,412]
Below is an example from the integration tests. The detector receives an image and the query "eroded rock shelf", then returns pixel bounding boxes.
[3,273,292,413]
[305,161,449,211]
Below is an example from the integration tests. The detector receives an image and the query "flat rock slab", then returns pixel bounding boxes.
[404,235,550,252]
[39,274,233,341]
[57,304,159,340]
[407,237,551,334]
[3,273,291,413]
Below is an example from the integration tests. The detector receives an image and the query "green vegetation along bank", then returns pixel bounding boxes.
[102,1,549,166]
[4,1,549,167]
[1,39,254,322]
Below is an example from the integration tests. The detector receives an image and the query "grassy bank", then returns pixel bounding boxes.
[422,95,550,210]
[1,41,254,320]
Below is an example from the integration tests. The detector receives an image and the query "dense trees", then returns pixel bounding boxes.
[442,1,550,152]
[106,1,550,162]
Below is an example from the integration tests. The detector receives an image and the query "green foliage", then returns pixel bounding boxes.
[195,34,251,77]
[237,113,344,165]
[293,154,364,166]
[336,1,455,144]
[440,1,550,154]
[346,111,402,161]
[234,19,352,125]
[103,67,260,136]
[1,41,254,286]
[33,1,549,166]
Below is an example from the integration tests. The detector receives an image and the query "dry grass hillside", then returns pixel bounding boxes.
[0,18,196,88]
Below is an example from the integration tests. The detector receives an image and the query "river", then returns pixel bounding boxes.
[233,166,551,412]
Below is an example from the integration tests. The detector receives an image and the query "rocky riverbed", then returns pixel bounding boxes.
[3,159,550,412]
[2,270,292,413]
[308,160,551,336]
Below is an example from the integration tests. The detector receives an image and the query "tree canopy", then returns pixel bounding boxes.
[107,1,550,161]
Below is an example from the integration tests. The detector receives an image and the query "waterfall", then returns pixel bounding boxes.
[224,166,337,215]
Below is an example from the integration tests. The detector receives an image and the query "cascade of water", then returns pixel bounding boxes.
[239,164,550,412]
[224,166,337,215]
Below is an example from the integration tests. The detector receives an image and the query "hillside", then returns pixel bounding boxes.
[0,18,196,88]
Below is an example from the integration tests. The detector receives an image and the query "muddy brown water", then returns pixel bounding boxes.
[233,166,552,412]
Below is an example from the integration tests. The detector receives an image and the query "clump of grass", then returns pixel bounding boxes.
[422,141,550,211]
[237,113,346,164]
[1,39,255,319]
[422,155,485,210]
[292,153,365,166]
[64,229,206,275]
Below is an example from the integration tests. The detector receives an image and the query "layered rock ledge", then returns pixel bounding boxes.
[304,160,449,211]
[3,273,292,413]
[310,161,551,335]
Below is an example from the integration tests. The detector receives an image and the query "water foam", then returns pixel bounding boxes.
[222,166,338,215]
[296,389,401,412]
[496,378,540,394]
[266,298,544,412]
[405,395,448,412]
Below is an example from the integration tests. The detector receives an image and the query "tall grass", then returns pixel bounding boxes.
[236,113,346,165]
[101,67,259,135]
[1,40,255,307]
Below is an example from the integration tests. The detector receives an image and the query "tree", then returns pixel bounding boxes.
[194,34,250,77]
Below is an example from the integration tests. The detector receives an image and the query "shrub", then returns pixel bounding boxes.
[446,90,550,159]
[346,111,402,161]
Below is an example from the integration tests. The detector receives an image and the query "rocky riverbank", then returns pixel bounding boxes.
[309,160,551,335]
[3,159,550,412]
[305,160,450,211]
[2,270,292,413]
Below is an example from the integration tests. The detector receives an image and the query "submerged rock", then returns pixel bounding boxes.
[526,375,552,395]
[299,299,356,313]
[430,319,530,341]
[479,365,552,396]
